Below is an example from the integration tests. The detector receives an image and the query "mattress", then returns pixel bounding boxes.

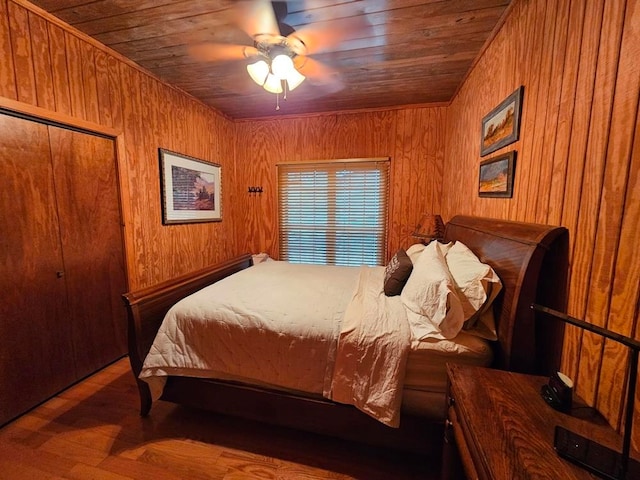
[401,332,493,417]
[405,332,493,392]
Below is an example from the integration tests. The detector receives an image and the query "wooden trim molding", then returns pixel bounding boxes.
[0,95,120,137]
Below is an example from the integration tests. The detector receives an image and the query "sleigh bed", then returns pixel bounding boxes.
[123,215,569,454]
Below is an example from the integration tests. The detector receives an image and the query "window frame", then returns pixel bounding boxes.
[277,157,390,267]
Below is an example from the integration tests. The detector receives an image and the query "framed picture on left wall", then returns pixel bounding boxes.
[159,149,222,224]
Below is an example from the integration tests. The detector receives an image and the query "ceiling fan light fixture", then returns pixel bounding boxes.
[263,73,283,94]
[248,33,310,108]
[246,60,269,86]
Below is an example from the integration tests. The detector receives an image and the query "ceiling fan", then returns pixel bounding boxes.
[188,0,368,109]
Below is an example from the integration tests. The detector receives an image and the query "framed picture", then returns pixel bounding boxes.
[159,149,221,224]
[480,86,524,156]
[479,151,516,198]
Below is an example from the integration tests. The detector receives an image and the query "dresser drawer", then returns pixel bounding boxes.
[449,403,481,480]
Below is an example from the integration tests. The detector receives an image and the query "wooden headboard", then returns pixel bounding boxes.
[444,215,569,375]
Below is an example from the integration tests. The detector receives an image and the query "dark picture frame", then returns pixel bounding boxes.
[480,86,524,157]
[159,149,221,224]
[479,151,516,198]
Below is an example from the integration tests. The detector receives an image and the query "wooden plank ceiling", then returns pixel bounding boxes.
[29,0,511,119]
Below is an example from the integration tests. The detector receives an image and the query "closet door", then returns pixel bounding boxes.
[49,126,127,378]
[0,114,77,425]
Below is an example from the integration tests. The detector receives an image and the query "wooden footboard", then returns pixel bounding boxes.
[122,254,253,415]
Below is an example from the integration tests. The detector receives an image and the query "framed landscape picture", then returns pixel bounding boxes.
[159,149,221,224]
[480,86,524,156]
[479,151,515,198]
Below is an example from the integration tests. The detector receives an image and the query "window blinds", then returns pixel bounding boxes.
[278,159,389,266]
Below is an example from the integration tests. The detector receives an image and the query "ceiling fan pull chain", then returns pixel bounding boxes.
[283,79,288,101]
[276,92,280,111]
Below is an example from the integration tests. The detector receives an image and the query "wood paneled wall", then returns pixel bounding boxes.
[0,0,239,291]
[443,0,640,447]
[5,0,640,451]
[233,106,447,261]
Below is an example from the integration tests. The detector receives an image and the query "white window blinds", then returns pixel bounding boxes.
[278,158,389,266]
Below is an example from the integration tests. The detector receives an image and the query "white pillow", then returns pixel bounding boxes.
[406,241,452,264]
[445,241,502,340]
[406,243,425,264]
[401,241,464,340]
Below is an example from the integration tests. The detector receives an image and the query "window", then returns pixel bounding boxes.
[278,159,389,266]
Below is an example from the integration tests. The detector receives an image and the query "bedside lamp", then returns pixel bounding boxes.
[412,213,445,244]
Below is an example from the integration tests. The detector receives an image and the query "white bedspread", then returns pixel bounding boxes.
[139,260,411,426]
[140,261,358,399]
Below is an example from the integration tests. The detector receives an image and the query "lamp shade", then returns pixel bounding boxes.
[412,214,445,241]
[263,73,283,93]
[271,54,295,79]
[247,60,269,86]
[285,67,306,91]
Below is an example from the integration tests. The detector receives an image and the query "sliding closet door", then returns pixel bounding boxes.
[1,112,127,425]
[0,114,77,424]
[49,127,127,378]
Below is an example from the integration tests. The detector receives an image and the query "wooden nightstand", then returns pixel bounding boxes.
[441,364,639,480]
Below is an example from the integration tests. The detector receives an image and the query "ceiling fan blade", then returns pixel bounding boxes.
[309,75,345,96]
[233,0,280,38]
[295,56,340,85]
[291,16,371,54]
[188,43,258,62]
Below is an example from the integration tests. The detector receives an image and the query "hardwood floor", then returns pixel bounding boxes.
[0,358,441,479]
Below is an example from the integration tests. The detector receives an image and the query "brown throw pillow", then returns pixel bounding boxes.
[384,249,413,296]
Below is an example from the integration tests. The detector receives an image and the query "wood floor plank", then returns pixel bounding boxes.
[136,445,228,479]
[64,462,134,480]
[216,449,280,479]
[97,455,185,480]
[0,424,54,449]
[0,460,67,480]
[37,435,110,467]
[0,358,438,480]
[0,439,76,477]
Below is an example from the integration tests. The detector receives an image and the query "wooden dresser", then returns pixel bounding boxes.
[442,364,639,479]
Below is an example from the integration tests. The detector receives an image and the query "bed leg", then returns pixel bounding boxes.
[136,380,152,416]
